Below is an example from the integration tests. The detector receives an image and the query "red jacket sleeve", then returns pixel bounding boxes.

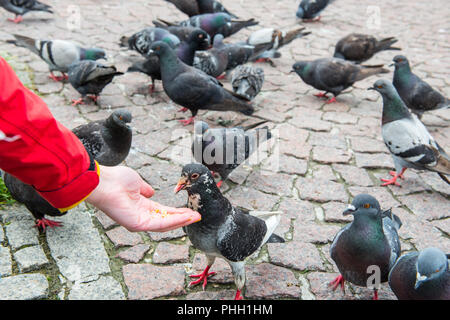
[0,56,99,210]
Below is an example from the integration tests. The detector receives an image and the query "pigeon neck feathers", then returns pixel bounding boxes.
[381,88,413,125]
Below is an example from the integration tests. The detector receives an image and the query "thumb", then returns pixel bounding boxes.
[140,180,155,198]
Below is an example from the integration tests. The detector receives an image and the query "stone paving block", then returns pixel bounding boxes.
[123,263,186,300]
[332,164,374,187]
[0,245,12,277]
[268,242,325,271]
[398,192,450,221]
[312,146,352,164]
[147,228,186,241]
[0,274,48,300]
[296,177,348,203]
[4,217,40,250]
[68,276,125,300]
[354,152,394,169]
[14,245,49,273]
[116,244,151,263]
[152,242,189,264]
[293,222,341,244]
[106,226,143,248]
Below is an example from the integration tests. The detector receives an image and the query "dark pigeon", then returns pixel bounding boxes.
[193,34,229,78]
[0,0,52,23]
[155,13,258,39]
[148,41,254,125]
[296,0,334,22]
[151,21,209,43]
[369,79,450,186]
[71,110,133,167]
[174,163,284,300]
[392,55,449,119]
[164,0,237,18]
[1,110,132,231]
[127,29,210,93]
[68,60,124,106]
[231,65,265,101]
[191,120,271,186]
[330,194,402,300]
[7,34,106,81]
[334,33,401,63]
[119,27,181,57]
[292,58,389,103]
[388,247,450,300]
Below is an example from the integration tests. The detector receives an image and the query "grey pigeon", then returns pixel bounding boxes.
[388,247,450,300]
[246,26,311,64]
[330,194,402,300]
[369,79,450,186]
[127,29,210,93]
[193,34,229,78]
[151,21,210,43]
[392,55,449,119]
[296,0,334,22]
[119,27,181,57]
[7,34,106,81]
[164,0,237,18]
[0,0,52,23]
[231,65,264,101]
[292,58,389,103]
[174,163,284,300]
[68,60,124,106]
[155,13,258,39]
[2,110,132,231]
[334,33,401,63]
[71,110,133,167]
[191,120,271,186]
[148,41,254,125]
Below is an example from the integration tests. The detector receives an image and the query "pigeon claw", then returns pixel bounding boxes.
[179,116,195,126]
[216,74,226,80]
[34,218,63,232]
[8,15,23,23]
[303,16,321,23]
[325,97,337,104]
[373,289,379,300]
[49,72,67,82]
[189,266,216,291]
[329,274,345,293]
[179,107,189,113]
[234,290,244,300]
[381,168,407,187]
[314,92,328,98]
[71,98,85,106]
[216,180,223,188]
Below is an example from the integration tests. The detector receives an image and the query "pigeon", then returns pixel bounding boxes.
[333,33,401,64]
[291,58,389,103]
[151,21,209,43]
[119,27,181,57]
[155,13,258,39]
[296,0,334,22]
[6,34,106,81]
[174,163,285,300]
[191,120,271,187]
[231,65,265,101]
[127,29,210,93]
[330,194,402,300]
[392,55,449,119]
[388,247,450,300]
[246,26,311,64]
[193,34,229,78]
[148,41,254,125]
[68,60,124,106]
[369,79,450,186]
[71,110,133,167]
[0,0,52,23]
[1,110,132,231]
[2,171,67,231]
[164,0,237,18]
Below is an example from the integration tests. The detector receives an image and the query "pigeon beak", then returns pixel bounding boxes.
[389,63,394,67]
[414,273,427,290]
[174,177,188,194]
[343,204,356,216]
[290,69,295,73]
[367,86,376,91]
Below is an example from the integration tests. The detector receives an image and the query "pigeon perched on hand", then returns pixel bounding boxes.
[120,27,181,57]
[330,194,402,300]
[231,65,265,101]
[127,29,210,93]
[72,110,133,167]
[191,120,271,187]
[174,163,284,300]
[333,33,401,64]
[149,41,254,125]
[0,0,52,23]
[2,110,132,231]
[68,60,124,106]
[369,79,450,186]
[7,34,106,82]
[392,55,449,119]
[155,13,258,39]
[292,58,389,103]
[296,0,334,22]
[164,0,237,18]
[388,247,450,300]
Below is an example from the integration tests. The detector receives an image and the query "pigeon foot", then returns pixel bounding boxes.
[303,16,321,23]
[179,107,189,113]
[216,180,223,188]
[234,290,244,300]
[314,92,328,98]
[71,98,85,106]
[8,15,23,23]
[373,289,379,300]
[329,274,345,293]
[34,218,63,232]
[49,72,67,82]
[179,116,195,126]
[381,168,407,187]
[325,97,337,104]
[189,266,216,290]
[216,74,226,80]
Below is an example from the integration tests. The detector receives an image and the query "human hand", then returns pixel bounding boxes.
[86,165,201,232]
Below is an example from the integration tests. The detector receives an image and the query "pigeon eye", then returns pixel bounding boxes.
[119,116,123,121]
[363,204,370,209]
[435,268,440,273]
[377,85,383,89]
[191,173,200,180]
[199,34,203,39]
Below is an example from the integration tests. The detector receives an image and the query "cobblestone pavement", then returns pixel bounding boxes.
[0,0,448,300]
